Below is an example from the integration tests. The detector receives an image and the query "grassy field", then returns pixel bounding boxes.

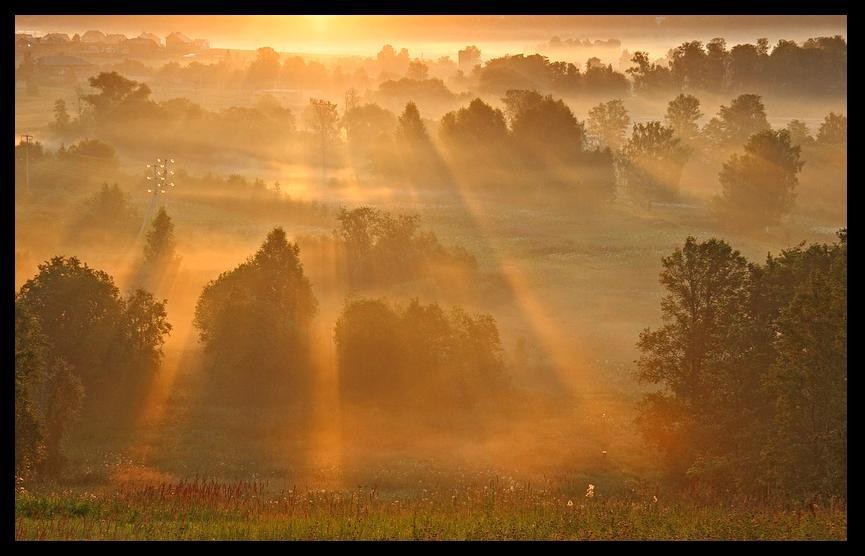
[15,479,846,540]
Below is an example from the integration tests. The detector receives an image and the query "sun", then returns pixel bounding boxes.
[306,15,333,33]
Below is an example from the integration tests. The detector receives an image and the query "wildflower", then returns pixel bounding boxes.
[567,500,574,507]
[586,484,595,498]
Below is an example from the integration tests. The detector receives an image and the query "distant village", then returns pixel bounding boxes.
[15,30,213,84]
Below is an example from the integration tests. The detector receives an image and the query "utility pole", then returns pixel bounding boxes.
[22,134,33,191]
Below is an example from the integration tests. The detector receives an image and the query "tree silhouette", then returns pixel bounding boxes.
[636,237,755,489]
[144,207,177,267]
[587,99,630,150]
[715,94,770,146]
[194,228,318,396]
[817,112,847,145]
[621,121,691,201]
[665,94,703,144]
[717,129,803,229]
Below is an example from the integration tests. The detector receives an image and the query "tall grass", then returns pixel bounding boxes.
[15,478,846,540]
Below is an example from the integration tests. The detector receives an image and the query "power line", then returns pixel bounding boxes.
[138,157,177,242]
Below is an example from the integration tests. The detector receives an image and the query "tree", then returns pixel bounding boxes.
[501,89,544,125]
[510,93,586,162]
[406,60,429,80]
[83,72,152,114]
[53,99,70,130]
[621,121,691,201]
[334,297,507,410]
[761,233,847,497]
[627,51,675,96]
[120,290,172,374]
[39,358,84,477]
[716,129,803,229]
[334,207,476,288]
[304,98,340,187]
[16,256,171,410]
[73,183,140,246]
[704,38,729,92]
[396,101,430,145]
[664,94,703,144]
[15,303,47,476]
[144,207,177,266]
[247,47,281,89]
[715,94,770,146]
[587,99,630,150]
[439,98,509,148]
[816,112,847,145]
[670,41,708,91]
[636,237,754,489]
[638,232,847,497]
[194,228,318,394]
[785,119,814,148]
[342,102,397,175]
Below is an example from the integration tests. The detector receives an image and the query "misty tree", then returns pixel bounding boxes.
[501,89,543,125]
[396,101,430,145]
[714,94,771,146]
[627,51,675,96]
[193,228,318,395]
[73,183,140,246]
[620,121,691,202]
[817,112,847,145]
[785,119,814,148]
[82,72,152,116]
[15,303,47,476]
[510,92,586,163]
[16,256,171,413]
[341,102,397,175]
[638,232,847,498]
[247,46,281,89]
[670,41,709,91]
[636,237,756,490]
[335,206,476,288]
[334,297,507,410]
[440,98,509,148]
[52,99,70,130]
[664,94,703,144]
[39,358,84,477]
[716,129,803,229]
[144,207,178,267]
[760,233,847,497]
[406,60,429,80]
[587,99,630,151]
[304,98,340,188]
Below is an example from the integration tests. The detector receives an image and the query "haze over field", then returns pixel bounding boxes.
[14,14,846,540]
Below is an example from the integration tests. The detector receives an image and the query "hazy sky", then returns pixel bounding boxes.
[15,15,847,58]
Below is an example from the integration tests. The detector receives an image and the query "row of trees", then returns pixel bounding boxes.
[637,231,846,499]
[335,298,508,409]
[628,36,846,97]
[192,225,503,410]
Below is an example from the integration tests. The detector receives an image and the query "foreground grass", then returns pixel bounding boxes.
[15,480,846,540]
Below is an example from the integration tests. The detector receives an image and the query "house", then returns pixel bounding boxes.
[105,33,127,45]
[125,36,161,56]
[192,38,210,51]
[139,32,163,46]
[166,31,193,53]
[81,30,107,43]
[43,33,71,44]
